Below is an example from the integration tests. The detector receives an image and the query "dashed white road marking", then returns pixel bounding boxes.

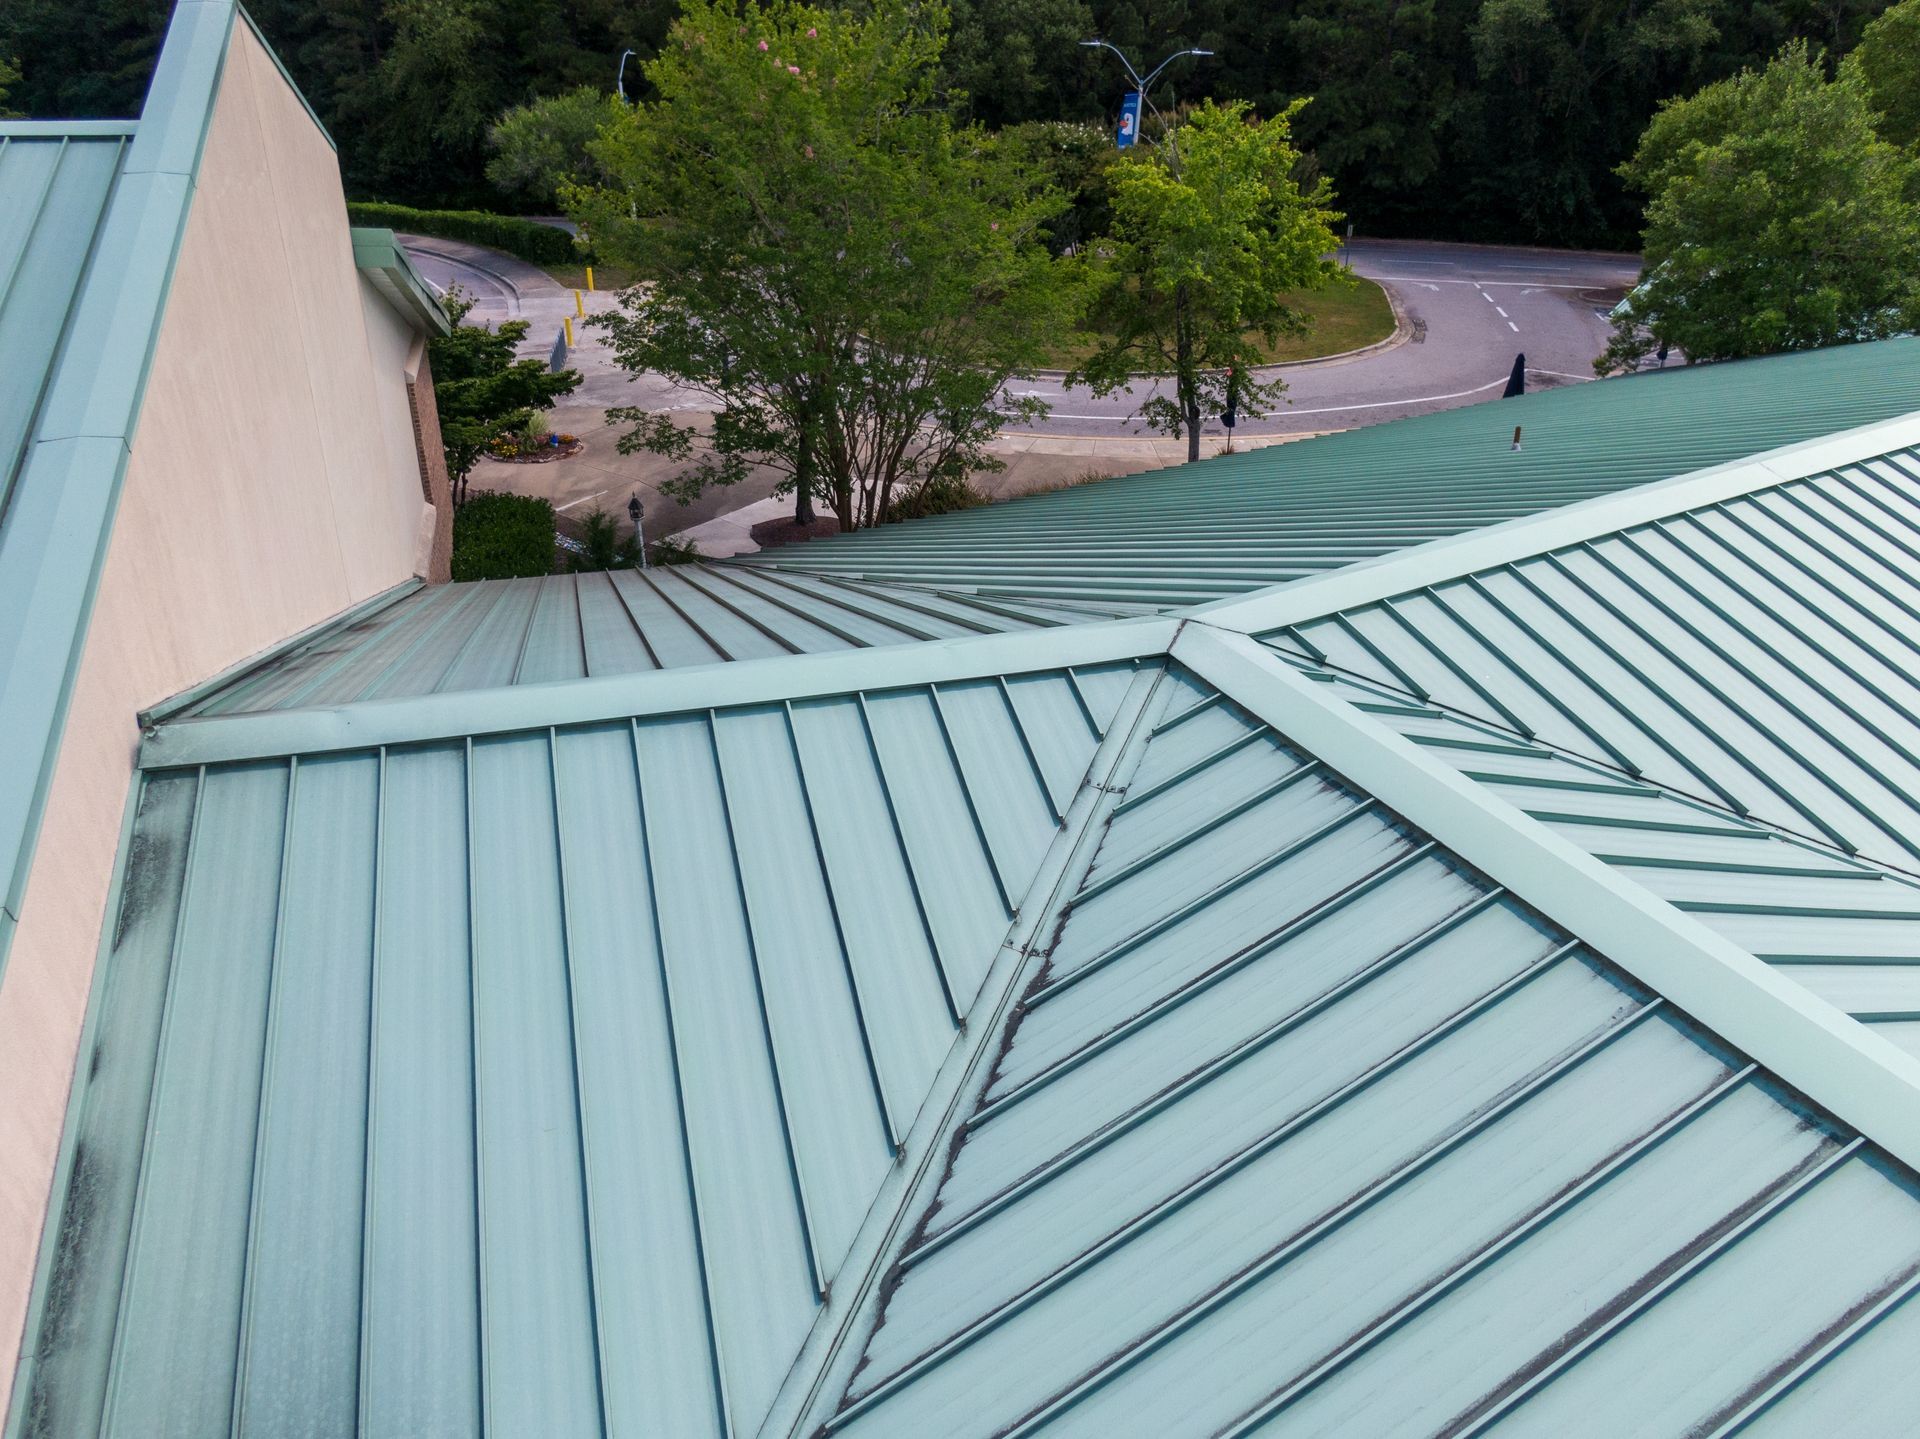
[1507,320,1521,332]
[1495,306,1509,318]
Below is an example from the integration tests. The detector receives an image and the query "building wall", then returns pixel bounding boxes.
[0,20,439,1396]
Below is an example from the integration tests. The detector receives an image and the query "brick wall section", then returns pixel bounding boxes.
[404,337,454,583]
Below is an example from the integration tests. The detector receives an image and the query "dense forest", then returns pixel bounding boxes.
[0,0,1898,247]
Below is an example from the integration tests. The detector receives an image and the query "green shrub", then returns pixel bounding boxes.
[885,472,989,523]
[646,534,702,566]
[451,491,557,580]
[347,202,582,266]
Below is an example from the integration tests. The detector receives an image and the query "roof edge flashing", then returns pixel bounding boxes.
[1175,621,1920,1174]
[135,614,1181,768]
[1190,402,1920,635]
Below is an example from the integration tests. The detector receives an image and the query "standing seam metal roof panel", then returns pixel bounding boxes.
[741,339,1920,607]
[171,567,1146,716]
[1265,449,1920,878]
[14,666,1137,1437]
[817,670,1920,1438]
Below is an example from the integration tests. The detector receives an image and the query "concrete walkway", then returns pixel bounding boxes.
[675,429,1319,557]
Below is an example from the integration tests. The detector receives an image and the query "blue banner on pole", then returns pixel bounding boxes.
[1116,91,1142,148]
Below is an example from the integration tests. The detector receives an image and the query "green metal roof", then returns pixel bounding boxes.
[351,226,451,337]
[744,338,1920,607]
[14,664,1141,1436]
[813,670,1920,1437]
[0,0,237,972]
[173,567,1144,717]
[1257,442,1920,877]
[21,205,1920,1430]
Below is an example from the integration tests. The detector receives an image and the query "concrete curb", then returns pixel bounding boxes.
[1021,275,1411,383]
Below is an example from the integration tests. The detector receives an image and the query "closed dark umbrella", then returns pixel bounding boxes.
[1503,352,1527,398]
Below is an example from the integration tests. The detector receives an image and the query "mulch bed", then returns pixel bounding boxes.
[751,514,843,548]
[490,440,585,464]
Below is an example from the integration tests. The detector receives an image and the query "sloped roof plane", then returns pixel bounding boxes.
[20,341,1920,1434]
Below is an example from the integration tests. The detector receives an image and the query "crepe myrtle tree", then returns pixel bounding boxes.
[1072,99,1345,463]
[570,0,1080,530]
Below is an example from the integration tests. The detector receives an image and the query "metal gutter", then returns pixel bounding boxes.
[136,616,1181,769]
[1174,622,1920,1174]
[1184,408,1920,634]
[350,228,451,337]
[136,577,424,727]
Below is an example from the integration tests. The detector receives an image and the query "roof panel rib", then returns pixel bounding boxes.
[812,671,1920,1438]
[172,567,1144,716]
[19,667,1136,1437]
[1267,448,1920,877]
[743,339,1920,607]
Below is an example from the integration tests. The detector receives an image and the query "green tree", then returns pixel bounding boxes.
[0,55,22,118]
[451,490,557,579]
[486,84,620,208]
[430,289,580,503]
[1073,99,1344,463]
[1853,0,1920,147]
[1603,39,1920,369]
[574,0,1080,531]
[943,0,1099,127]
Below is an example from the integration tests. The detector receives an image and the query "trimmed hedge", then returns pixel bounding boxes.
[451,491,558,580]
[348,202,581,267]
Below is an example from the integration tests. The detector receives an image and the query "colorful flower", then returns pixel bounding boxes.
[757,38,769,50]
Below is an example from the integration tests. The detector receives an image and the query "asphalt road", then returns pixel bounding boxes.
[403,235,1641,440]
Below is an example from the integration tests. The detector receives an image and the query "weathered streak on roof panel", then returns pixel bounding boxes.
[1270,453,1920,878]
[24,669,1122,1437]
[175,567,1141,715]
[747,340,1920,607]
[821,677,1920,1437]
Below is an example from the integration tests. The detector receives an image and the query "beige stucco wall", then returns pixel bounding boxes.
[0,21,439,1398]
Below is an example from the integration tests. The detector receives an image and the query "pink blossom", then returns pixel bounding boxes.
[804,144,814,158]
[807,26,817,36]
[990,221,1000,231]
[757,38,769,50]
[788,64,800,74]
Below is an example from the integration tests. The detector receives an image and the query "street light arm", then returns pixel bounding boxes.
[1078,39,1145,92]
[1139,47,1214,92]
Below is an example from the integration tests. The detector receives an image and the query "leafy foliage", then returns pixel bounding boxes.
[10,0,1912,246]
[346,202,581,264]
[0,55,22,118]
[1073,100,1344,461]
[567,506,644,570]
[450,490,557,579]
[486,84,623,208]
[1853,0,1920,148]
[575,0,1081,531]
[1602,40,1920,368]
[430,289,580,500]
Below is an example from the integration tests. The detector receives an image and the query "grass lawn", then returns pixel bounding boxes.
[1039,273,1395,370]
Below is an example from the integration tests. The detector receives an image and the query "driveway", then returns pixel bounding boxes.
[404,234,1641,449]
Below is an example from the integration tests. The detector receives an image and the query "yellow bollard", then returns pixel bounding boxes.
[564,316,574,348]
[585,265,595,292]
[575,290,585,317]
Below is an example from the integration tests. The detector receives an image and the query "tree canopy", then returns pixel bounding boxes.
[1602,38,1920,368]
[5,0,1907,247]
[430,291,581,502]
[1074,99,1345,461]
[574,0,1079,530]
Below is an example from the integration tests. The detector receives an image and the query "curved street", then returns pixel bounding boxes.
[404,234,1640,441]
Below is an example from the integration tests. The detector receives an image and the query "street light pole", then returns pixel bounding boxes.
[1078,39,1214,148]
[616,48,636,102]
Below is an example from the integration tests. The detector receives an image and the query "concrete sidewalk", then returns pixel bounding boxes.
[675,429,1321,557]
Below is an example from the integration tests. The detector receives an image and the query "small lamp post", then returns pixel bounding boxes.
[628,491,647,569]
[616,49,636,102]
